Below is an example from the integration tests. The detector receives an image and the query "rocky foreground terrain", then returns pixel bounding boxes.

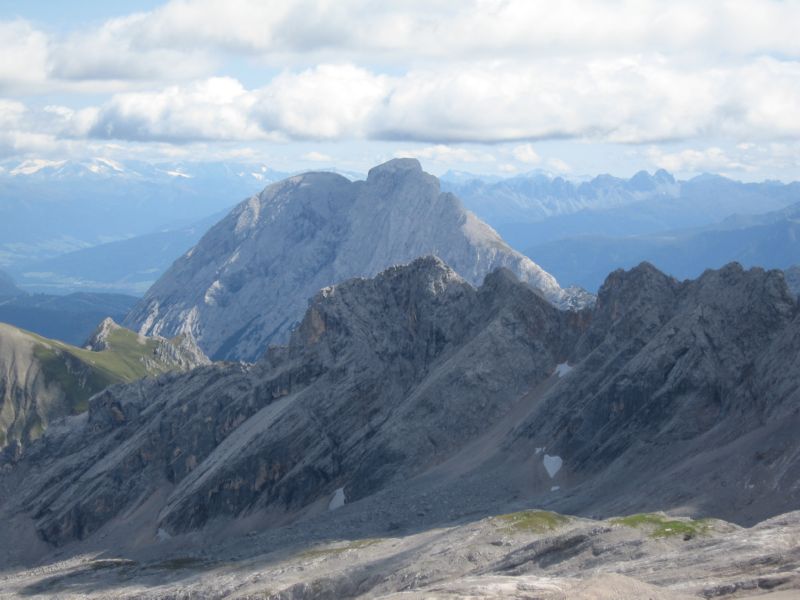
[125,159,589,361]
[0,508,798,598]
[1,257,799,598]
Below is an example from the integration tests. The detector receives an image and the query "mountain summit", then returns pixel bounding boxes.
[125,158,586,361]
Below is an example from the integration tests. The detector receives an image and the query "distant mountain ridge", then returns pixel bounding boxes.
[125,159,588,361]
[0,158,285,268]
[443,170,800,249]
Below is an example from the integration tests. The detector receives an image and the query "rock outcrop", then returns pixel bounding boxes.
[125,159,586,361]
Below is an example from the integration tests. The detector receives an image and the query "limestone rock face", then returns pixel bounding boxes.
[124,159,583,361]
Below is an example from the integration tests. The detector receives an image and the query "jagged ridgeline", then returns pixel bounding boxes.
[0,318,207,453]
[5,257,799,552]
[124,158,592,361]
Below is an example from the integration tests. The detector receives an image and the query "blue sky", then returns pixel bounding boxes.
[1,1,800,180]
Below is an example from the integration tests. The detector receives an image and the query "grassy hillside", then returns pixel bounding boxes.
[0,320,206,452]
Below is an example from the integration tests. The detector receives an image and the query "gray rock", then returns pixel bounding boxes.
[1,257,798,577]
[125,159,585,361]
[784,265,800,298]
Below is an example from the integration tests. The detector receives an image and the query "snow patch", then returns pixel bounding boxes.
[165,170,192,178]
[554,362,573,377]
[543,454,563,478]
[328,487,346,511]
[534,447,544,455]
[156,528,172,541]
[10,159,67,175]
[551,486,560,492]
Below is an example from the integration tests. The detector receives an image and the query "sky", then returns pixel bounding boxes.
[1,0,800,180]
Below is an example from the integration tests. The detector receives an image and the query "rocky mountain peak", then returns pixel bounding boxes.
[125,160,588,361]
[83,316,122,351]
[366,157,424,181]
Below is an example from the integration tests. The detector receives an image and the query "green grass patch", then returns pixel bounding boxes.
[611,513,713,539]
[87,558,138,571]
[495,510,571,534]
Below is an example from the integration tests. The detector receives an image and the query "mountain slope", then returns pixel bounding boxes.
[4,257,798,557]
[0,319,208,455]
[125,158,584,361]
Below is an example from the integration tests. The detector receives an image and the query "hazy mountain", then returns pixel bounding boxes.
[8,211,226,296]
[525,201,800,290]
[0,271,21,298]
[0,318,207,455]
[125,159,588,361]
[0,158,285,268]
[4,257,797,565]
[443,171,800,250]
[0,291,138,346]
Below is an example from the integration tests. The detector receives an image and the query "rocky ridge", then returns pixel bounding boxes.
[124,159,587,361]
[2,257,798,567]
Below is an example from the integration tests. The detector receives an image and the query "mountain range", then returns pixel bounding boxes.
[124,159,590,361]
[1,256,798,598]
[1,159,799,598]
[442,170,800,250]
[0,158,282,269]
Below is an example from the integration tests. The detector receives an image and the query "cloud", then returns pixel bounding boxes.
[254,65,390,139]
[646,146,751,174]
[56,1,800,64]
[512,144,541,165]
[0,20,49,92]
[88,77,268,142]
[394,144,495,164]
[303,151,332,161]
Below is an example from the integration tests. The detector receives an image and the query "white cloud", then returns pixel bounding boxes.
[547,158,572,173]
[0,20,49,91]
[88,77,268,142]
[57,1,800,65]
[394,144,495,164]
[303,151,332,161]
[254,65,390,139]
[512,144,541,165]
[646,146,751,174]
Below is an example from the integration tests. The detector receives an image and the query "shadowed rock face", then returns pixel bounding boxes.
[785,265,800,298]
[1,258,798,554]
[124,159,584,361]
